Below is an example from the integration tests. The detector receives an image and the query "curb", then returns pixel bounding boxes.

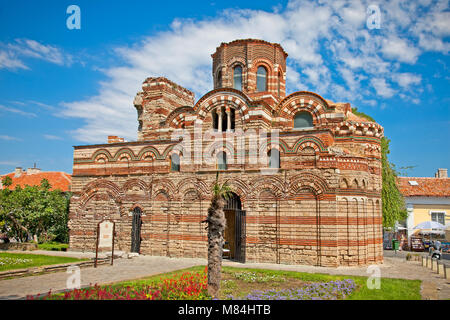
[421,256,450,280]
[0,258,111,280]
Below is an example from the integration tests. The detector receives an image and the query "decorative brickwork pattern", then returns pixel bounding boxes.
[69,39,384,267]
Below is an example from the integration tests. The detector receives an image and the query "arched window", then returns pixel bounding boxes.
[268,149,280,169]
[212,109,218,130]
[233,66,242,91]
[217,70,222,88]
[171,154,180,172]
[212,108,235,132]
[277,71,282,96]
[217,151,227,170]
[294,112,313,129]
[256,66,267,92]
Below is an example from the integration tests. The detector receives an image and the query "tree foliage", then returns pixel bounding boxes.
[0,178,70,243]
[381,137,407,228]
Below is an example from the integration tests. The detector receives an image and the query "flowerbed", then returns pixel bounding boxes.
[29,268,209,300]
[0,256,33,267]
[228,279,356,300]
[233,271,285,283]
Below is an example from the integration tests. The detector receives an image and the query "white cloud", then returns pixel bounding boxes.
[392,73,422,88]
[0,135,22,141]
[381,36,421,63]
[0,105,37,118]
[371,78,396,98]
[43,134,63,141]
[59,0,450,142]
[0,39,73,70]
[0,50,28,70]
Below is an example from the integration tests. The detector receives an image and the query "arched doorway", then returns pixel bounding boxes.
[223,192,246,263]
[131,207,142,253]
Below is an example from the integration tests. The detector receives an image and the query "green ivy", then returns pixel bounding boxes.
[381,137,407,228]
[351,107,376,122]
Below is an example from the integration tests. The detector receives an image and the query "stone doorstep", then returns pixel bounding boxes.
[0,258,111,280]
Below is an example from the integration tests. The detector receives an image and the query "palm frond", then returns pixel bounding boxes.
[212,171,232,199]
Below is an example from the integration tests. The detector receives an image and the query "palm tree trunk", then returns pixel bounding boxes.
[206,194,226,297]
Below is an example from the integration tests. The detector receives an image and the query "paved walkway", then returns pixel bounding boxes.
[0,255,206,299]
[0,250,448,299]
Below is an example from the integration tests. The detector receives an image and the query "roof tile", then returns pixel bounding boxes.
[1,171,71,192]
[397,177,450,197]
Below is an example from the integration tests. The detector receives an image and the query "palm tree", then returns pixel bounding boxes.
[203,172,231,298]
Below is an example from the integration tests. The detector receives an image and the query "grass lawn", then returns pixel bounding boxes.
[0,252,87,272]
[218,267,422,300]
[45,265,422,300]
[37,242,69,251]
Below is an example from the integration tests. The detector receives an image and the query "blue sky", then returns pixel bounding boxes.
[0,0,449,177]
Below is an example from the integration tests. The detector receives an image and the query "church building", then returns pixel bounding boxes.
[69,39,384,267]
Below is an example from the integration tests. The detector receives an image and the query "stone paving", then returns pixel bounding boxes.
[0,250,448,300]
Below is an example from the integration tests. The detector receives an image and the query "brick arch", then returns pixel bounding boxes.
[129,203,145,214]
[251,58,274,75]
[198,95,247,122]
[204,140,235,165]
[122,178,150,196]
[258,137,289,155]
[182,188,201,200]
[151,178,176,200]
[251,58,274,92]
[161,143,185,160]
[176,177,210,198]
[292,136,327,153]
[340,178,350,189]
[94,154,108,163]
[228,58,247,76]
[79,179,124,210]
[113,148,137,162]
[221,178,249,202]
[91,149,113,162]
[249,175,286,199]
[277,91,332,115]
[137,146,161,161]
[165,106,195,129]
[194,90,254,128]
[288,173,330,196]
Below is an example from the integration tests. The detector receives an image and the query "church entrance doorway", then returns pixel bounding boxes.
[131,207,142,253]
[224,192,246,263]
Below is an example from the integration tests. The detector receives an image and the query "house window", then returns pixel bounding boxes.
[233,66,242,91]
[294,112,313,129]
[171,154,180,172]
[217,151,227,170]
[431,211,445,225]
[256,66,267,92]
[268,149,280,169]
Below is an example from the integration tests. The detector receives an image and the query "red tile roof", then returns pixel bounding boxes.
[1,171,71,192]
[397,177,450,197]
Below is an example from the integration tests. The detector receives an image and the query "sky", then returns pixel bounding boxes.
[0,0,449,177]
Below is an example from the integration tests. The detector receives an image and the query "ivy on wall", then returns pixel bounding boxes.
[350,108,407,228]
[381,137,407,228]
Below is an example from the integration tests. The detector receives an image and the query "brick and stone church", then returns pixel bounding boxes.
[69,39,384,267]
